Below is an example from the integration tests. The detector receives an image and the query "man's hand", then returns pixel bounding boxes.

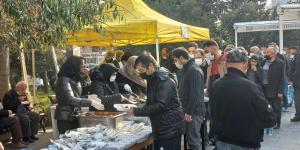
[278,93,283,99]
[88,94,101,102]
[83,68,90,77]
[0,142,4,150]
[251,65,257,72]
[184,114,192,122]
[8,110,15,117]
[18,95,26,102]
[91,100,104,110]
[125,108,134,115]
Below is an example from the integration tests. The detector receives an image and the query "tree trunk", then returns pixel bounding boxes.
[51,46,59,75]
[20,47,32,102]
[43,71,49,94]
[0,47,11,100]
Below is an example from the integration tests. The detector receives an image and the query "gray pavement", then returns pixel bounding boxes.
[261,106,300,150]
[4,128,52,150]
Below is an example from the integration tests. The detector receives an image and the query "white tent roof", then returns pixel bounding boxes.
[234,20,300,33]
[233,4,300,49]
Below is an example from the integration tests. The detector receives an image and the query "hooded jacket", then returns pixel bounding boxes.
[90,63,122,112]
[133,67,185,140]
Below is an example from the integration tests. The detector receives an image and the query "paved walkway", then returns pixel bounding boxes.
[261,106,300,150]
[5,128,52,150]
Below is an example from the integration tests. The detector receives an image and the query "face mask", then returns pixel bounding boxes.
[264,55,272,60]
[189,53,194,58]
[290,55,295,59]
[175,62,183,69]
[110,75,116,82]
[139,72,149,80]
[205,53,214,60]
[195,58,203,66]
[250,53,254,56]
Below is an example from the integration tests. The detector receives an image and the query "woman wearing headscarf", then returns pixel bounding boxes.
[90,63,127,112]
[55,56,103,134]
[116,56,147,98]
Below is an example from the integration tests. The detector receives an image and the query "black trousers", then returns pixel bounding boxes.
[18,111,40,138]
[3,116,22,144]
[154,135,182,150]
[267,97,282,127]
[57,119,78,134]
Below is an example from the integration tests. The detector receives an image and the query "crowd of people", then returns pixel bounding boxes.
[1,40,299,150]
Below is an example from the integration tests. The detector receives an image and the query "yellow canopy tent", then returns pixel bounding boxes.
[65,0,210,62]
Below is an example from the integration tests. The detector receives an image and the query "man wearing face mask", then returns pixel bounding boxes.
[210,48,276,150]
[173,47,206,150]
[126,53,185,150]
[194,49,209,85]
[187,42,198,58]
[261,46,285,129]
[203,40,227,95]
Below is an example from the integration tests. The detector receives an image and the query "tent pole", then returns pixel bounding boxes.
[156,38,160,64]
[279,19,284,53]
[235,29,238,47]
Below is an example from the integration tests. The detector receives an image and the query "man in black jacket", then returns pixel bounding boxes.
[210,48,276,149]
[173,47,206,150]
[290,49,300,122]
[261,46,285,128]
[2,81,40,143]
[126,53,184,150]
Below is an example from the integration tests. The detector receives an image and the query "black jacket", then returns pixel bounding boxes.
[54,77,91,121]
[90,64,122,112]
[2,89,21,113]
[160,57,177,73]
[261,58,285,98]
[178,59,206,116]
[133,68,185,140]
[291,53,300,89]
[247,65,263,87]
[210,68,276,148]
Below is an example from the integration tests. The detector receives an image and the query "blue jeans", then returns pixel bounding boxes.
[216,141,260,150]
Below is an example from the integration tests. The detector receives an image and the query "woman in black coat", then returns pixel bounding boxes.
[116,56,147,98]
[55,56,102,134]
[90,63,126,112]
